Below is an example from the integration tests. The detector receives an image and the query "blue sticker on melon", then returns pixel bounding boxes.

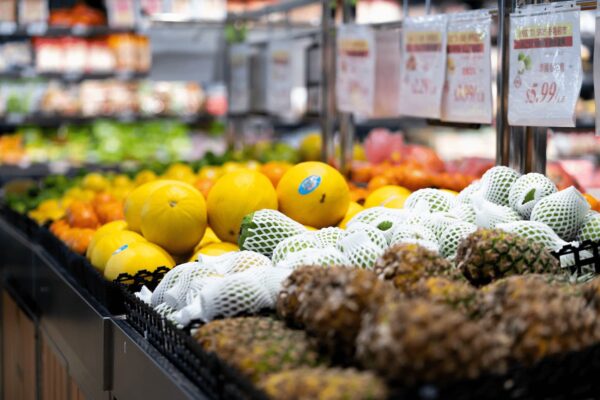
[298,175,321,195]
[113,244,128,255]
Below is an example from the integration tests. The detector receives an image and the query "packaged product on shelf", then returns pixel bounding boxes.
[441,10,493,124]
[34,38,63,72]
[228,43,251,114]
[63,38,88,73]
[79,80,108,116]
[18,0,48,25]
[336,24,376,116]
[140,0,163,17]
[87,39,117,72]
[508,2,582,127]
[105,0,138,28]
[40,82,79,115]
[399,15,448,119]
[196,0,226,21]
[373,28,401,118]
[0,41,32,71]
[136,36,151,73]
[0,0,17,24]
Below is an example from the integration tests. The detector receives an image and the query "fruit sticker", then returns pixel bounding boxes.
[298,175,321,195]
[441,10,493,124]
[113,244,128,255]
[508,2,582,127]
[399,15,448,119]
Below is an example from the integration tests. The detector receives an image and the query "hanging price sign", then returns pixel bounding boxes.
[229,44,250,114]
[508,2,582,127]
[266,41,293,116]
[399,15,448,119]
[336,24,376,116]
[441,11,493,124]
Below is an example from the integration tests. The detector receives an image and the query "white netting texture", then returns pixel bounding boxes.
[478,166,520,206]
[314,227,345,247]
[456,180,481,205]
[346,207,407,228]
[162,263,221,309]
[530,187,590,241]
[578,212,600,242]
[508,173,557,219]
[439,222,477,259]
[271,233,320,265]
[472,196,521,229]
[496,220,566,251]
[390,223,437,246]
[404,189,456,213]
[211,251,274,275]
[276,247,351,270]
[150,262,201,306]
[239,209,307,257]
[448,204,477,224]
[338,231,385,269]
[423,212,461,241]
[341,223,388,251]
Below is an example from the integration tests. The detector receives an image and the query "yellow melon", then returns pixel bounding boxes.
[86,220,128,259]
[90,230,146,271]
[104,241,175,281]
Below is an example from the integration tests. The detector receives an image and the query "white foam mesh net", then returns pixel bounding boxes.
[239,210,307,257]
[439,222,477,259]
[338,231,385,269]
[314,227,345,248]
[456,180,481,205]
[423,213,461,241]
[478,166,520,206]
[341,223,388,251]
[202,251,274,275]
[448,204,477,224]
[578,212,600,242]
[530,187,590,241]
[150,262,202,306]
[271,233,320,265]
[404,189,455,213]
[390,223,437,246]
[347,207,407,227]
[163,263,222,309]
[508,173,557,219]
[276,247,350,269]
[496,220,566,251]
[473,200,521,229]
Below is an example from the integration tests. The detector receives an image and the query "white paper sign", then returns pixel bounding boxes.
[399,15,448,119]
[373,29,402,118]
[595,3,600,135]
[441,11,493,124]
[508,2,582,127]
[336,24,376,115]
[229,44,250,114]
[266,41,293,115]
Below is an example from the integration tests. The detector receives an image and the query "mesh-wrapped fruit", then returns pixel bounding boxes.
[472,196,521,229]
[404,188,455,213]
[508,173,557,219]
[296,267,394,362]
[356,299,509,385]
[374,243,456,292]
[276,247,350,270]
[577,212,600,242]
[479,275,600,365]
[439,221,477,259]
[194,317,323,382]
[272,233,321,265]
[337,230,386,269]
[259,367,388,400]
[456,180,481,205]
[448,203,477,224]
[530,187,590,241]
[457,229,562,287]
[478,166,520,206]
[239,210,307,257]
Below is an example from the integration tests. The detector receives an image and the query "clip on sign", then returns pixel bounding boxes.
[266,41,294,116]
[441,10,493,124]
[399,15,448,119]
[508,1,582,127]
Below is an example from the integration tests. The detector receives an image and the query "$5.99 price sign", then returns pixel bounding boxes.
[508,2,582,127]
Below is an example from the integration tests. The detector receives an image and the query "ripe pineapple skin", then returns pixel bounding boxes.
[479,275,600,366]
[356,298,509,386]
[408,276,482,318]
[374,243,459,292]
[456,228,561,287]
[259,367,388,400]
[194,317,323,382]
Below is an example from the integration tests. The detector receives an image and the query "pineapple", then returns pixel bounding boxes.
[457,229,562,287]
[477,166,520,206]
[356,298,509,385]
[577,212,600,242]
[530,187,590,241]
[404,188,455,213]
[408,276,481,317]
[508,173,557,219]
[194,317,323,382]
[259,367,388,400]
[373,243,456,292]
[239,210,307,257]
[295,267,394,362]
[479,275,600,365]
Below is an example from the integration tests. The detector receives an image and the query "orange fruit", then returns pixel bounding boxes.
[92,192,116,210]
[367,175,394,192]
[260,161,292,187]
[66,201,100,229]
[584,193,599,210]
[96,201,125,224]
[194,178,215,199]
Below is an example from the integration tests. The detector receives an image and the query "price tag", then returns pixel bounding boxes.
[336,24,376,116]
[508,2,582,127]
[26,22,47,36]
[399,15,448,119]
[595,5,600,135]
[229,44,250,114]
[266,41,293,116]
[441,11,493,124]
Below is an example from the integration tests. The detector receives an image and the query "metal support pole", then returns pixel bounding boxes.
[495,0,513,167]
[403,0,409,18]
[320,0,336,164]
[339,0,355,175]
[425,0,432,15]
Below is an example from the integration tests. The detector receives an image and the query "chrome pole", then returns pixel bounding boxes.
[320,0,336,164]
[339,0,355,175]
[496,0,512,167]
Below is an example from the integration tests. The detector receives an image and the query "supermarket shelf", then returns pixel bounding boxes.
[0,22,137,38]
[0,113,215,128]
[0,69,147,82]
